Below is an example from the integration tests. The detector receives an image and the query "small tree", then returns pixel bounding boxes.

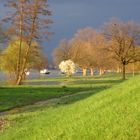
[59,60,76,77]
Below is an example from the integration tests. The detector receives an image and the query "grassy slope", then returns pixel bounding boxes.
[0,76,121,112]
[0,85,90,112]
[0,75,140,140]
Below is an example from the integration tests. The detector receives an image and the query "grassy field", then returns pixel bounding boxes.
[0,74,140,140]
[0,74,122,112]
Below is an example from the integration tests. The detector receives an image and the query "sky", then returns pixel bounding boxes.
[0,0,140,60]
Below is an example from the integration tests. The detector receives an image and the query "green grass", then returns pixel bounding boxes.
[0,75,121,112]
[0,74,140,140]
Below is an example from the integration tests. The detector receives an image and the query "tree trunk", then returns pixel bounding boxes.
[90,68,94,76]
[99,68,103,76]
[122,64,126,80]
[83,68,87,76]
[117,66,121,73]
[133,63,135,77]
[23,72,26,80]
[16,46,30,85]
[16,1,24,82]
[16,12,37,85]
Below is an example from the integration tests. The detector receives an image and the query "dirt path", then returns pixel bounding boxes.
[0,90,94,116]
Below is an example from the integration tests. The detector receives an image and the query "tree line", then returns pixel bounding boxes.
[0,1,140,85]
[53,18,140,79]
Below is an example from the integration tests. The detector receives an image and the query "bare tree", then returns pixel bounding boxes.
[70,27,98,76]
[70,39,91,76]
[2,0,52,84]
[53,39,72,65]
[70,27,111,76]
[104,18,140,79]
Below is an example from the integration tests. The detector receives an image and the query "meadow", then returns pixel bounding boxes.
[0,73,140,140]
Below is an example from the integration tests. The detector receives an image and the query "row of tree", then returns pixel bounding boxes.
[53,18,140,79]
[0,0,52,85]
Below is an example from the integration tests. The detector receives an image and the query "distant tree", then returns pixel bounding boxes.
[0,27,7,58]
[0,27,7,43]
[126,48,140,76]
[127,62,140,76]
[31,54,48,71]
[70,38,91,76]
[53,39,72,65]
[2,0,52,85]
[70,28,97,76]
[104,18,140,79]
[70,27,111,76]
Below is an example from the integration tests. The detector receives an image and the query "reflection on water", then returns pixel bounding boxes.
[0,71,7,81]
[0,70,63,81]
[0,69,92,82]
[0,69,86,81]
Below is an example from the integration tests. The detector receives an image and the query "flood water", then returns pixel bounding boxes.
[0,69,87,85]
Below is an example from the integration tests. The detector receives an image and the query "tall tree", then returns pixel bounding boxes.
[2,0,52,84]
[104,18,140,79]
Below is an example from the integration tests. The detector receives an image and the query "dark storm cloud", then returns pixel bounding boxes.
[45,0,140,59]
[50,0,140,6]
[0,0,140,59]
